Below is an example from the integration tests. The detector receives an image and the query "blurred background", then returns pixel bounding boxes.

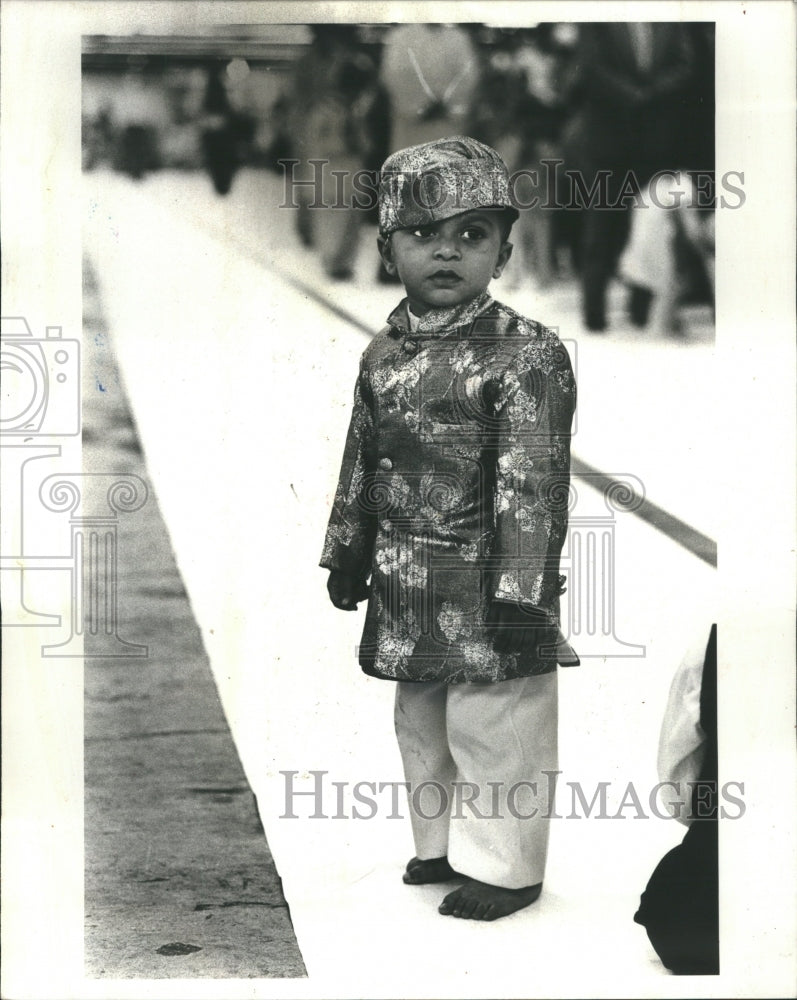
[83,21,715,336]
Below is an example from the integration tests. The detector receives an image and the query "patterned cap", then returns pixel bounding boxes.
[378,135,519,237]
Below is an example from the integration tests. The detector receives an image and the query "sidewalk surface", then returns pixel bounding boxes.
[82,258,306,978]
[83,166,717,996]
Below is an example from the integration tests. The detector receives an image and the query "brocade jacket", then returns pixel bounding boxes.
[320,292,576,683]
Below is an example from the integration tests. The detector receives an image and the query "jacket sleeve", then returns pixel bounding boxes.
[490,334,576,618]
[319,359,378,579]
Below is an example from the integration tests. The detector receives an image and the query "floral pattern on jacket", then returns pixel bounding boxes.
[321,292,576,682]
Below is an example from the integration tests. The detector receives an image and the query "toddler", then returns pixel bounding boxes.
[321,136,577,920]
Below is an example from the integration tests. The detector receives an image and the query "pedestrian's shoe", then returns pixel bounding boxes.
[627,283,653,327]
[584,311,607,332]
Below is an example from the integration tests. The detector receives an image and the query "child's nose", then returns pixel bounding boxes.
[433,238,461,260]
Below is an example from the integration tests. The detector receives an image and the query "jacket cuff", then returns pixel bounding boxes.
[493,570,544,607]
[319,544,370,579]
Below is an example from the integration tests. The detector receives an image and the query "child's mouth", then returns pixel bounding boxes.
[429,270,462,286]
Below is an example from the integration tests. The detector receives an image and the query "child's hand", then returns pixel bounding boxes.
[486,601,556,656]
[327,570,369,611]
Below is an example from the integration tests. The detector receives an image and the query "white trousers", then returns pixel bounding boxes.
[394,673,559,890]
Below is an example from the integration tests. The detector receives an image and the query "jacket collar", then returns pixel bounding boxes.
[387,291,494,336]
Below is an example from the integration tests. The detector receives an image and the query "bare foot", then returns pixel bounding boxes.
[438,878,542,920]
[403,856,460,885]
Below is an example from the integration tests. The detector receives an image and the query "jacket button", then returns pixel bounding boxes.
[378,457,393,471]
[403,339,418,354]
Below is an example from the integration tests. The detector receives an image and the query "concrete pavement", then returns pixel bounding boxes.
[82,257,306,979]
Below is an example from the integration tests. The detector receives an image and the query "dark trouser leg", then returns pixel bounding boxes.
[581,204,631,330]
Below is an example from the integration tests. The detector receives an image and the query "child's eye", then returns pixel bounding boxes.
[462,227,487,241]
[411,227,436,239]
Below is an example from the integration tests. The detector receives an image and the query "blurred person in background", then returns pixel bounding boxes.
[261,91,294,173]
[618,172,715,336]
[468,25,574,290]
[380,23,480,153]
[287,24,385,279]
[113,69,165,180]
[82,104,115,172]
[618,23,716,336]
[286,25,359,251]
[563,23,695,332]
[200,65,240,195]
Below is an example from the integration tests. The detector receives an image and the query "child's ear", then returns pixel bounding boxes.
[492,241,513,280]
[377,235,398,276]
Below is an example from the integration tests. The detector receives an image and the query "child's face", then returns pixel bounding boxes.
[378,209,513,314]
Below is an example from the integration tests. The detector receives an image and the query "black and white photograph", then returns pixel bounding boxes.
[1,2,795,998]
